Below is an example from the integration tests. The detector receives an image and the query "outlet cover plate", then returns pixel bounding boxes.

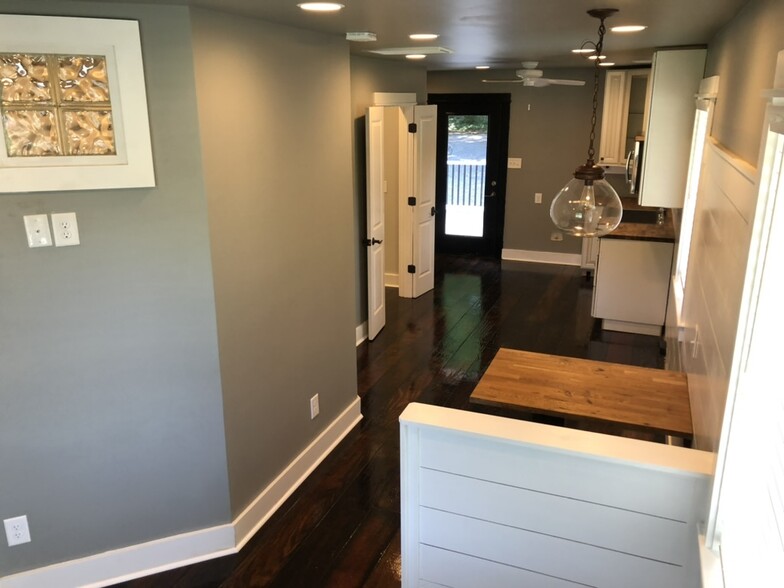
[23,214,52,248]
[51,212,80,247]
[4,515,31,546]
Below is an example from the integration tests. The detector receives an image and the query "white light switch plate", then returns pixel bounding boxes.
[51,212,80,247]
[507,157,522,169]
[23,214,52,248]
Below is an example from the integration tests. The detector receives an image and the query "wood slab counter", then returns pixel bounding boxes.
[470,348,692,438]
[603,219,675,242]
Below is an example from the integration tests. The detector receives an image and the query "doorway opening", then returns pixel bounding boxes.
[429,93,511,257]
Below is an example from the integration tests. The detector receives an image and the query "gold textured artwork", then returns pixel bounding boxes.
[0,53,116,157]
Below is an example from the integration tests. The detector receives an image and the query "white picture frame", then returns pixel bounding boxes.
[0,14,155,192]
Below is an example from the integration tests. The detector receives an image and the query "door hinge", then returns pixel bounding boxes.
[408,123,417,133]
[407,264,416,274]
[408,196,416,206]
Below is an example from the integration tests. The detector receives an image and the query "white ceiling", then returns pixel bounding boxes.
[69,0,750,70]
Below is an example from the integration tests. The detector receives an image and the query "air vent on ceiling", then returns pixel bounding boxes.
[346,32,377,42]
[367,46,453,56]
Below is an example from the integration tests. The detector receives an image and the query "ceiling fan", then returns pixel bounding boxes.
[482,62,586,87]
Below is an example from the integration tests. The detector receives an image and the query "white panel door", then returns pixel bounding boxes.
[412,105,437,298]
[366,106,386,340]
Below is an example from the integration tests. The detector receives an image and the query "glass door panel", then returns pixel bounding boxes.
[445,115,488,237]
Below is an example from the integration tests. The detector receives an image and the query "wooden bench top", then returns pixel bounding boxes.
[470,348,692,438]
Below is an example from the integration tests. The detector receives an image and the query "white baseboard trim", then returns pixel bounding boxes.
[356,322,368,346]
[0,397,363,588]
[233,396,362,549]
[502,248,582,266]
[0,526,236,588]
[384,272,399,288]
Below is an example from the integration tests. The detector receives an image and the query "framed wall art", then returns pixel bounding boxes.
[0,14,155,192]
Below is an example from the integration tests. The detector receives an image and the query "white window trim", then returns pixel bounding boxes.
[673,76,719,320]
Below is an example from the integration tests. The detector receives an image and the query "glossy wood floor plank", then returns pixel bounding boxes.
[117,254,664,588]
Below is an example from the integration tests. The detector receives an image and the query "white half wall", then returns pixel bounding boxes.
[400,403,714,588]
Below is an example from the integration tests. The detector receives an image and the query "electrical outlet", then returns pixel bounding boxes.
[4,515,31,547]
[550,232,563,242]
[310,394,320,420]
[534,192,543,204]
[23,214,53,248]
[51,212,80,247]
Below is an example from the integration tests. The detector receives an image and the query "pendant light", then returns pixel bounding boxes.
[550,8,623,238]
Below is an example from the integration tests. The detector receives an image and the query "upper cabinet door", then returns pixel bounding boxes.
[599,71,631,167]
[638,49,707,208]
[598,69,650,170]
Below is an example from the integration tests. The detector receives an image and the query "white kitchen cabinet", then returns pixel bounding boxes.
[598,69,650,169]
[592,238,674,335]
[638,48,707,208]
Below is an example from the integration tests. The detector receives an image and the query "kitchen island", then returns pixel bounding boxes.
[591,201,675,335]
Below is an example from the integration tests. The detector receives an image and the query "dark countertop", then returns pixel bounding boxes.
[601,199,676,242]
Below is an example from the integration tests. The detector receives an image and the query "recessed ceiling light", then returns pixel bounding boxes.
[599,62,615,67]
[572,48,596,54]
[406,54,426,60]
[611,25,647,33]
[588,55,607,60]
[297,2,344,12]
[409,33,439,41]
[475,65,490,70]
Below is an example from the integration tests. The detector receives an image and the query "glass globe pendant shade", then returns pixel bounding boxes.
[550,173,623,237]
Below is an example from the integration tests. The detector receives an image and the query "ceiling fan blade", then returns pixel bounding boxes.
[481,78,525,83]
[546,79,586,86]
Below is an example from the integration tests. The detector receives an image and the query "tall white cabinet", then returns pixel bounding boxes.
[638,48,707,208]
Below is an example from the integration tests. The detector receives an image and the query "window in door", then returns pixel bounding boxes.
[445,114,488,238]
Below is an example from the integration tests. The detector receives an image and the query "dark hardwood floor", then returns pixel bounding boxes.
[117,254,663,588]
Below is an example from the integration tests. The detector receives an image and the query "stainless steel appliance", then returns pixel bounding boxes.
[626,136,644,194]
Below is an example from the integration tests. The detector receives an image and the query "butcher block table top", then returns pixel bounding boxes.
[470,348,692,438]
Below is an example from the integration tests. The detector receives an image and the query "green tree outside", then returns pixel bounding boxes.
[448,115,488,134]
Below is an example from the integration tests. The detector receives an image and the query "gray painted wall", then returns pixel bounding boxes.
[427,68,598,255]
[0,1,230,576]
[706,0,784,164]
[350,55,427,327]
[191,8,359,516]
